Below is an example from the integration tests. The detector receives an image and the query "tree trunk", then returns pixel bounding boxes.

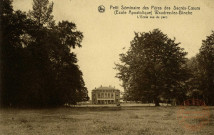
[154,98,160,106]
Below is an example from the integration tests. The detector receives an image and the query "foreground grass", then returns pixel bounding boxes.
[0,106,213,135]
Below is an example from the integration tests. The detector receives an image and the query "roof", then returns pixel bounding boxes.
[92,86,120,91]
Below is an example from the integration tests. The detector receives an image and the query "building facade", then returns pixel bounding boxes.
[92,86,120,104]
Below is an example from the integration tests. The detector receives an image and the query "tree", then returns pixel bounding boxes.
[185,57,203,100]
[28,0,54,27]
[197,31,214,105]
[0,0,88,107]
[0,0,36,107]
[23,0,88,107]
[115,29,189,106]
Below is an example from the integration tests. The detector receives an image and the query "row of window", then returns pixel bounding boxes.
[97,100,115,104]
[97,93,114,98]
[94,90,119,92]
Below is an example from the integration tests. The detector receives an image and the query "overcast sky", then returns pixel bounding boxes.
[13,0,214,98]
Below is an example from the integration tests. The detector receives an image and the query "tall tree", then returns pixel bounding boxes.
[0,0,36,107]
[0,0,88,107]
[197,31,214,105]
[185,57,203,100]
[28,0,54,27]
[115,29,189,106]
[24,0,88,107]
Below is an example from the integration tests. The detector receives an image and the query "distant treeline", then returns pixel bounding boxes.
[115,29,214,106]
[0,0,89,108]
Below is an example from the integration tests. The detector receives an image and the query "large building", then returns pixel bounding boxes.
[92,86,120,104]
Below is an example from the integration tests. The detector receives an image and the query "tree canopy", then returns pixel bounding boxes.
[29,0,54,27]
[0,0,89,108]
[196,31,214,105]
[115,29,189,106]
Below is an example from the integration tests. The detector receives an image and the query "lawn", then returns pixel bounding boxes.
[0,106,213,135]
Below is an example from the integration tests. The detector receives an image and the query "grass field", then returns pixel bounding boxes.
[0,106,213,135]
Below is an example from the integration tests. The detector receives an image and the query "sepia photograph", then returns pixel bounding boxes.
[0,0,214,134]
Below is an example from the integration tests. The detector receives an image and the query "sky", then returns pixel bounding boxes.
[13,0,214,98]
